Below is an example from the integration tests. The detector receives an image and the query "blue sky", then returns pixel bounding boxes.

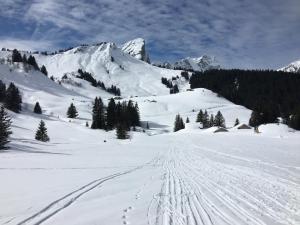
[0,0,299,69]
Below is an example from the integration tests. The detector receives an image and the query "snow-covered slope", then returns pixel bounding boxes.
[0,43,299,225]
[155,55,221,71]
[279,59,300,73]
[122,38,150,63]
[173,55,220,71]
[29,43,179,97]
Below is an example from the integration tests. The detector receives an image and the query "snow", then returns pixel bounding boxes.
[122,38,150,63]
[279,59,300,73]
[0,50,300,225]
[173,55,220,71]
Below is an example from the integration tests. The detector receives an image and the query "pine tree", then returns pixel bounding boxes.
[4,82,22,113]
[27,55,39,70]
[86,121,89,127]
[214,111,226,127]
[186,117,190,123]
[288,111,300,130]
[174,114,185,132]
[249,111,262,127]
[12,49,22,62]
[196,110,204,123]
[67,103,78,118]
[116,123,128,139]
[22,54,27,63]
[133,102,140,126]
[106,98,116,130]
[40,65,48,76]
[91,97,105,129]
[33,102,42,114]
[146,122,149,129]
[35,120,49,142]
[209,114,214,127]
[202,110,209,128]
[0,80,6,102]
[0,107,12,149]
[234,118,240,126]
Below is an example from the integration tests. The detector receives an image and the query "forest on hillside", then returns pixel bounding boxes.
[189,69,300,129]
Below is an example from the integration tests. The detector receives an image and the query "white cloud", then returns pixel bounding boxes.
[0,0,299,69]
[0,38,55,51]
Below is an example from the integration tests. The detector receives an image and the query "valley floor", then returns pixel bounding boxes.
[0,125,299,225]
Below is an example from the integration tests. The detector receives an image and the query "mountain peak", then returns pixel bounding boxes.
[122,38,150,63]
[173,55,220,71]
[279,59,300,73]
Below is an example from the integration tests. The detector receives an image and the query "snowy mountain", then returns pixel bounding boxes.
[24,42,180,97]
[0,42,299,225]
[121,38,150,63]
[173,55,220,71]
[279,59,300,73]
[155,55,221,71]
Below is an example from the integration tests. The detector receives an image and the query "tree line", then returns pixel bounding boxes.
[77,69,121,96]
[11,49,48,76]
[190,69,300,130]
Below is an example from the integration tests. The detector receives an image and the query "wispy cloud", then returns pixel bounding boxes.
[0,38,55,51]
[0,0,299,69]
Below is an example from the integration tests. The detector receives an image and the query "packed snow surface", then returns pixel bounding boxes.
[0,52,299,225]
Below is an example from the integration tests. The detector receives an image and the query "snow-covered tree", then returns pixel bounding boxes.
[35,120,49,142]
[67,103,78,118]
[5,82,22,113]
[174,114,185,132]
[40,65,48,76]
[0,107,12,149]
[214,111,226,127]
[33,102,42,114]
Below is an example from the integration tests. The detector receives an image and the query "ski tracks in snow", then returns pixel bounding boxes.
[14,158,157,225]
[148,147,300,225]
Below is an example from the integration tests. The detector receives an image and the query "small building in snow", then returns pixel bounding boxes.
[237,124,251,129]
[214,127,228,133]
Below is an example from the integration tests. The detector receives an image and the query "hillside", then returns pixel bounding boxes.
[0,48,299,225]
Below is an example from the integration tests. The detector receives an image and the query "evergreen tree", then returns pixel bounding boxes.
[288,112,300,130]
[91,97,105,129]
[40,65,48,76]
[214,111,226,127]
[67,103,78,118]
[174,114,185,132]
[35,120,49,142]
[0,80,6,102]
[27,55,39,70]
[0,107,12,149]
[4,82,22,113]
[12,49,22,62]
[146,122,149,129]
[234,118,240,126]
[209,114,214,127]
[106,98,116,130]
[249,111,262,127]
[22,54,27,63]
[116,123,129,139]
[86,121,89,127]
[186,117,190,123]
[133,102,141,126]
[202,110,209,128]
[33,102,42,114]
[196,109,204,123]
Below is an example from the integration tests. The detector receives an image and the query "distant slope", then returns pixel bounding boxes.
[122,38,150,63]
[32,43,179,97]
[279,59,300,73]
[154,55,221,71]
